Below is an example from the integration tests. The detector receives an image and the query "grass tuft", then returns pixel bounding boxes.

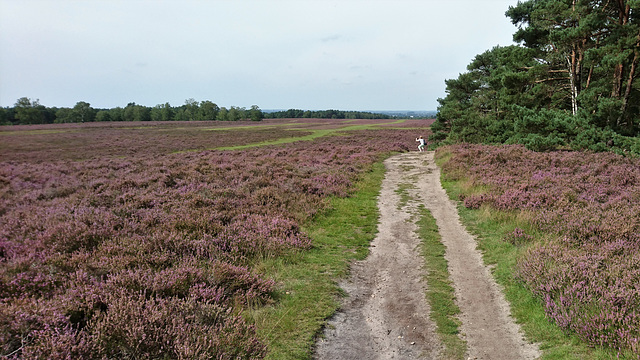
[395,183,414,209]
[416,205,467,359]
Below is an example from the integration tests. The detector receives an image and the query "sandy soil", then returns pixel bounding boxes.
[314,151,540,359]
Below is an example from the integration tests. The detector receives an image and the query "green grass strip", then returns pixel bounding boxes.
[215,120,410,150]
[416,205,467,359]
[249,161,385,359]
[394,182,414,209]
[217,129,334,150]
[199,123,321,131]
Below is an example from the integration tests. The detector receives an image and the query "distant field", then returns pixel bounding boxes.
[0,119,431,359]
[0,118,432,163]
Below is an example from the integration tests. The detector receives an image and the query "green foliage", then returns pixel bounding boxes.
[95,110,111,122]
[123,102,151,122]
[14,97,46,125]
[227,106,244,121]
[249,105,263,121]
[199,100,220,121]
[571,125,640,155]
[0,107,11,125]
[2,98,262,125]
[73,101,96,123]
[433,0,640,154]
[150,102,174,122]
[264,108,392,119]
[507,107,575,151]
[513,133,566,152]
[216,107,229,121]
[55,102,97,123]
[183,98,199,121]
[3,98,400,126]
[54,107,75,124]
[110,107,125,122]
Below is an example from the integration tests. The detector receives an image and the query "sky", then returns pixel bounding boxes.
[0,0,521,111]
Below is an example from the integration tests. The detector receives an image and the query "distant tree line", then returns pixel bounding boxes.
[0,97,264,125]
[432,0,640,154]
[0,99,398,125]
[263,109,392,119]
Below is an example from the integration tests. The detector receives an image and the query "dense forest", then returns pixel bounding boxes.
[0,98,265,124]
[0,98,397,126]
[431,0,640,155]
[263,108,392,119]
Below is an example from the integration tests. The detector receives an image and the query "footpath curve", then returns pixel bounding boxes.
[315,151,540,359]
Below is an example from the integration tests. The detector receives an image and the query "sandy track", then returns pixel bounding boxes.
[314,152,540,359]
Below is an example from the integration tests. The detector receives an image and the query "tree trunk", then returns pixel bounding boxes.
[612,0,630,99]
[612,64,624,97]
[568,0,583,116]
[586,38,600,89]
[568,53,579,116]
[617,30,639,131]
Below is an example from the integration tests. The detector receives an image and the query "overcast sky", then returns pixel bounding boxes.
[0,0,520,111]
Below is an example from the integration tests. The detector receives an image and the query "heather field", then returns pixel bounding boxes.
[0,119,427,359]
[0,119,431,164]
[438,144,640,356]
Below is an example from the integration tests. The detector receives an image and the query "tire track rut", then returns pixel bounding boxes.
[315,152,540,359]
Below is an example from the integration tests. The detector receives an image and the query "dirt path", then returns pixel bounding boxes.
[314,152,540,359]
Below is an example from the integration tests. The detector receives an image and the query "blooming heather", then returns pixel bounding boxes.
[0,121,422,358]
[441,144,640,354]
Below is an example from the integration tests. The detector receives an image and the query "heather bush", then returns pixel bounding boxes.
[16,290,267,360]
[104,259,274,306]
[503,227,534,246]
[441,144,640,354]
[0,122,424,358]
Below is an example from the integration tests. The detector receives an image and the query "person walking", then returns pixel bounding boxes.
[416,136,425,152]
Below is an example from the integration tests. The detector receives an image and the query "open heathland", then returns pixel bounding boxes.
[5,119,637,359]
[0,119,430,359]
[439,144,640,357]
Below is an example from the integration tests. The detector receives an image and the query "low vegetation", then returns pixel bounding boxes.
[250,162,385,359]
[416,205,466,359]
[4,114,639,358]
[432,1,640,156]
[0,119,428,359]
[437,144,640,358]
